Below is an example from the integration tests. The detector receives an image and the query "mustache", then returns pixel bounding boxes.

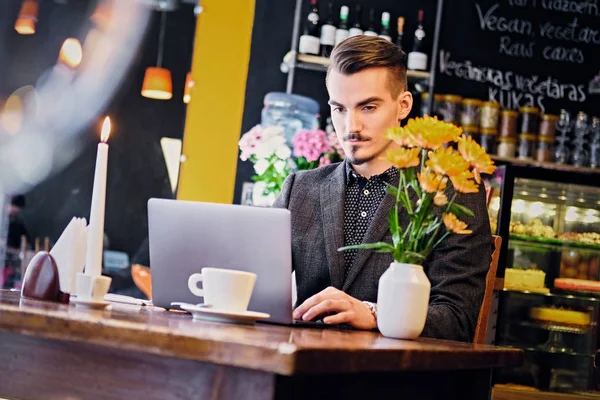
[344,133,369,141]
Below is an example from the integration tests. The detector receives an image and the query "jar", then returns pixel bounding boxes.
[461,98,482,127]
[261,92,319,143]
[462,125,481,144]
[440,94,462,125]
[539,114,558,138]
[480,101,501,130]
[481,128,498,154]
[536,136,554,163]
[518,133,537,160]
[421,93,443,117]
[518,106,540,137]
[497,137,516,158]
[499,110,518,139]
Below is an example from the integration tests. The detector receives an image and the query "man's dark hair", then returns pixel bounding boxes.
[327,36,408,98]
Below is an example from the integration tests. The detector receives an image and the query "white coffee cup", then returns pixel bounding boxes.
[76,273,112,301]
[188,268,256,312]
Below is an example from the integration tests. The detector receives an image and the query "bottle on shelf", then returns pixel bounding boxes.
[334,5,350,46]
[378,12,392,42]
[348,4,363,37]
[319,2,336,57]
[364,8,378,37]
[396,16,404,51]
[407,9,428,71]
[299,0,321,55]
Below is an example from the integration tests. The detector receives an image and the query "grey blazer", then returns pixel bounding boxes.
[273,160,493,342]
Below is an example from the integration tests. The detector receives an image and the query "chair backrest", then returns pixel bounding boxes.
[131,264,152,300]
[473,235,502,345]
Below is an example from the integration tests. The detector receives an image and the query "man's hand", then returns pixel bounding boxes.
[292,286,376,330]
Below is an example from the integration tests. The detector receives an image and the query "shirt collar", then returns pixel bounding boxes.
[345,160,399,184]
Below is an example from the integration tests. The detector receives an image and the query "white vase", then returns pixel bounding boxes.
[377,262,431,339]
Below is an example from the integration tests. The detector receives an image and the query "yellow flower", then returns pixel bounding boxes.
[417,168,448,193]
[457,135,496,183]
[386,126,417,148]
[443,213,472,234]
[434,192,448,207]
[405,116,463,149]
[426,146,470,178]
[450,170,479,194]
[382,148,420,169]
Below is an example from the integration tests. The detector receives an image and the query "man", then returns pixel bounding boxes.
[273,36,492,342]
[7,195,29,250]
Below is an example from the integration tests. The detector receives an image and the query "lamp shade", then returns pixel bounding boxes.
[183,72,194,104]
[15,0,38,35]
[58,38,83,69]
[141,67,172,100]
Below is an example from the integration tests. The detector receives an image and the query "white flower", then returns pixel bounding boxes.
[274,160,286,173]
[254,158,270,175]
[262,125,284,139]
[254,136,284,159]
[275,144,291,160]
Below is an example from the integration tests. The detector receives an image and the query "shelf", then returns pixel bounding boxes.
[502,288,600,304]
[282,52,431,82]
[509,234,600,252]
[500,343,593,358]
[492,155,600,176]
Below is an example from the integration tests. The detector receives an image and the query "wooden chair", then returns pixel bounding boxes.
[473,235,502,345]
[131,264,152,300]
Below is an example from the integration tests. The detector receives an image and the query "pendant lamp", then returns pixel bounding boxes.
[141,12,172,100]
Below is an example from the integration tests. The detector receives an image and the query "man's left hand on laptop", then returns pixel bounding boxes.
[293,286,376,330]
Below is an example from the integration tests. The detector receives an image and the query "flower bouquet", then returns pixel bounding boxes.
[239,125,344,206]
[339,116,496,339]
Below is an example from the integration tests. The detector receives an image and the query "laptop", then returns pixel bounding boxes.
[148,198,352,329]
[148,198,297,324]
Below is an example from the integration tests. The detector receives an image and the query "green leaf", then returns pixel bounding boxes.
[338,242,395,253]
[398,191,411,211]
[404,167,415,183]
[385,184,399,197]
[404,251,427,263]
[426,221,442,234]
[416,193,433,214]
[449,202,475,218]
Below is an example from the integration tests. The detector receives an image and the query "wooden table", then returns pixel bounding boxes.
[0,290,523,400]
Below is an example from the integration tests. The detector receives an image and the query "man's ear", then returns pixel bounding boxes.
[397,90,413,120]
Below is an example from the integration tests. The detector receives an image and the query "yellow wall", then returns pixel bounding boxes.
[177,0,255,203]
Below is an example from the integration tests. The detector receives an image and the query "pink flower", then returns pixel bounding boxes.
[319,156,332,167]
[327,132,345,159]
[292,129,330,162]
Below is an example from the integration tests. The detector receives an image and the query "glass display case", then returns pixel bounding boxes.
[487,161,600,397]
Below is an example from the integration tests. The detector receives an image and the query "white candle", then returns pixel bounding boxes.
[85,116,110,277]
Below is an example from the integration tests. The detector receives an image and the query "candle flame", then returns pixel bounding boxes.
[100,116,111,142]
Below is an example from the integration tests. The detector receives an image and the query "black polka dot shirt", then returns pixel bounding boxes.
[343,163,399,276]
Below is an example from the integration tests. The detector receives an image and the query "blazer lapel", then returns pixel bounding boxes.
[320,163,347,289]
[342,172,401,292]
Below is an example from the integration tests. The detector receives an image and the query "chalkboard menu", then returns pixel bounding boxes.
[436,0,600,115]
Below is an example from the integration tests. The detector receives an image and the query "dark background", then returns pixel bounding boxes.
[3,0,599,257]
[234,0,600,204]
[0,0,196,257]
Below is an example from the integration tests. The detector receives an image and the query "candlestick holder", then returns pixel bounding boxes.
[70,272,112,309]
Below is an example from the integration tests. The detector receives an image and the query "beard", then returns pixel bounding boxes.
[345,140,393,166]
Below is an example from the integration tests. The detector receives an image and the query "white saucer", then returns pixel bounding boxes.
[70,297,111,309]
[178,303,270,325]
